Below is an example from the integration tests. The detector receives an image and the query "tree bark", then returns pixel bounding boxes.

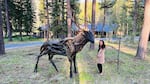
[0,5,5,55]
[5,0,12,41]
[90,0,96,49]
[62,0,65,25]
[132,0,139,42]
[67,0,72,37]
[84,0,88,27]
[19,21,23,41]
[44,0,49,41]
[135,0,150,59]
[102,7,106,37]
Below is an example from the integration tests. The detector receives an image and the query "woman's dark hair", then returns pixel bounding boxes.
[98,40,106,51]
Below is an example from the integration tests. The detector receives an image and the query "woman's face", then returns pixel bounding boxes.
[99,41,103,46]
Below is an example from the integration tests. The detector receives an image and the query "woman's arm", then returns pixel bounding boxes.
[98,49,105,56]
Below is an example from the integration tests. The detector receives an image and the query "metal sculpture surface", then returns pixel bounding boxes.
[34,28,94,78]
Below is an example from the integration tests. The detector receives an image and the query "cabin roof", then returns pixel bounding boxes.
[72,23,118,32]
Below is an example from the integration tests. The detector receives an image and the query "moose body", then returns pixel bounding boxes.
[34,29,94,78]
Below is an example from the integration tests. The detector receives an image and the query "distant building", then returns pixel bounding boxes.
[72,23,118,37]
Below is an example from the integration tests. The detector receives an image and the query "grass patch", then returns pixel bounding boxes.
[4,36,43,44]
[0,42,150,84]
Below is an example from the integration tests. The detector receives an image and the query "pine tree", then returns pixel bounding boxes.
[90,0,96,49]
[49,0,80,38]
[99,0,116,37]
[5,0,12,41]
[135,0,150,59]
[0,4,5,55]
[23,0,35,36]
[2,0,35,41]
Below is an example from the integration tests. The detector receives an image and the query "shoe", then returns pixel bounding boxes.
[100,73,103,76]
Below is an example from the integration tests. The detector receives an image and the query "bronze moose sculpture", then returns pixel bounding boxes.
[34,28,94,78]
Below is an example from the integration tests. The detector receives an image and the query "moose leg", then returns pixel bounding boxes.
[69,58,73,78]
[34,50,48,72]
[48,54,59,72]
[34,54,42,72]
[73,55,77,73]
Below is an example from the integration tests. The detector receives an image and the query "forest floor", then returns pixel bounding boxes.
[0,42,150,84]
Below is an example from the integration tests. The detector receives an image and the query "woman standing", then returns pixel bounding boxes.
[97,40,106,75]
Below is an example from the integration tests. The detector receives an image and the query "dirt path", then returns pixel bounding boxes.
[106,42,150,61]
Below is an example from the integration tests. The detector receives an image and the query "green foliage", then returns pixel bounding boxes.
[49,0,80,38]
[119,0,144,36]
[4,35,42,43]
[99,0,117,9]
[2,0,35,37]
[50,0,67,37]
[71,0,80,19]
[38,0,45,24]
[96,0,145,38]
[23,0,35,35]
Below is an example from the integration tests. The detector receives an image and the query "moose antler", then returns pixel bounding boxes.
[69,13,89,32]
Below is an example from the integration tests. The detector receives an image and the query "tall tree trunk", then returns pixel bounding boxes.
[62,0,65,24]
[0,5,5,55]
[132,0,138,42]
[19,29,23,41]
[26,32,28,36]
[90,0,96,49]
[135,0,150,59]
[62,0,66,37]
[4,25,7,37]
[67,0,72,37]
[84,0,88,27]
[5,0,12,41]
[19,21,23,41]
[102,7,106,37]
[44,0,49,41]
